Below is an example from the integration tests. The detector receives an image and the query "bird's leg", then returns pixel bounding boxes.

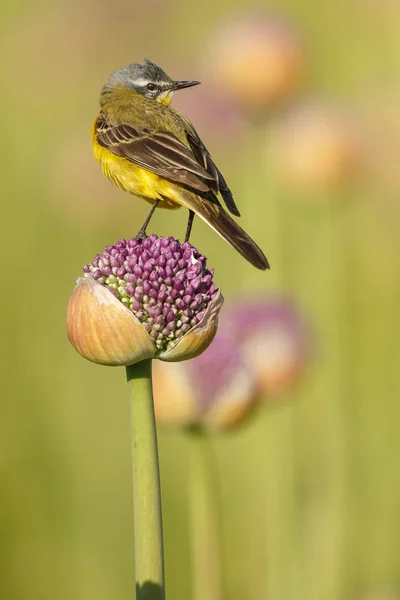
[136,200,160,240]
[185,210,195,243]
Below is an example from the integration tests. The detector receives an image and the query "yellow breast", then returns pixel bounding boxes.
[92,127,181,211]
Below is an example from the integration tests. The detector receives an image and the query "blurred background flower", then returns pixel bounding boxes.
[205,10,305,112]
[267,101,364,193]
[153,294,309,431]
[153,332,258,430]
[223,296,310,396]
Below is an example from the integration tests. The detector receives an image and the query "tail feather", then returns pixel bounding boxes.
[178,192,270,271]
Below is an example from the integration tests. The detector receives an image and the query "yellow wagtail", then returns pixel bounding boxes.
[92,58,269,270]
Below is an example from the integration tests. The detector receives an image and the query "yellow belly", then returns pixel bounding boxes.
[93,140,181,210]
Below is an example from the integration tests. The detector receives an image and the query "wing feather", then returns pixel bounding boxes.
[96,118,217,194]
[186,130,240,216]
[96,115,240,214]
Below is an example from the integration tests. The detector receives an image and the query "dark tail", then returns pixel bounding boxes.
[178,191,270,270]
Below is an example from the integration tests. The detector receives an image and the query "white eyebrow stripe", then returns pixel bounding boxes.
[133,77,150,86]
[133,77,170,87]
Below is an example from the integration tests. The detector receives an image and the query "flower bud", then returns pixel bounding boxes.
[223,297,309,395]
[269,102,362,192]
[206,11,304,111]
[67,234,223,366]
[152,333,258,431]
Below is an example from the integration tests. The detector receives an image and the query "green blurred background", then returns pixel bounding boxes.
[1,0,400,599]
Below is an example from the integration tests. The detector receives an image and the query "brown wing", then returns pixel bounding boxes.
[96,117,220,197]
[186,130,241,217]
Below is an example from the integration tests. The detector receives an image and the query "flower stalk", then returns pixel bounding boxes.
[189,431,223,600]
[126,359,165,600]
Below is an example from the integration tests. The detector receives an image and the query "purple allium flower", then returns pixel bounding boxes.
[153,333,258,430]
[67,234,223,366]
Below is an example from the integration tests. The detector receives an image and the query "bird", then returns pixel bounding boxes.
[92,58,269,270]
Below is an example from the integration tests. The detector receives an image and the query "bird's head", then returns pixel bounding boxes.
[103,58,200,106]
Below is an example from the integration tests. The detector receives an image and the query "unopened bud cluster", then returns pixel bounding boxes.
[83,234,218,353]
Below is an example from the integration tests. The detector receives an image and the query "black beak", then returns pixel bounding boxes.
[172,80,201,91]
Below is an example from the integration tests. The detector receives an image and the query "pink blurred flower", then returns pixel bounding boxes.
[153,332,258,431]
[268,101,363,192]
[205,10,305,111]
[222,297,310,396]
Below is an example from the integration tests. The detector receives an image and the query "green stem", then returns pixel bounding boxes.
[126,359,165,600]
[189,431,223,600]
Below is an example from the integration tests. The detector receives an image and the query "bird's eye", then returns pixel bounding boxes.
[146,83,157,91]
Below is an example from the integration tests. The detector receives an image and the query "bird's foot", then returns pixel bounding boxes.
[135,200,161,241]
[135,228,147,241]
